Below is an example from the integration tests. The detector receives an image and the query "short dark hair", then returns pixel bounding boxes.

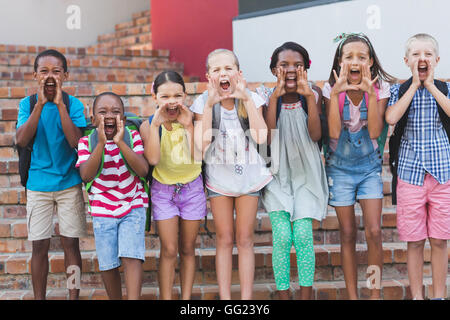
[270,42,310,71]
[92,92,125,114]
[152,70,185,95]
[34,49,68,73]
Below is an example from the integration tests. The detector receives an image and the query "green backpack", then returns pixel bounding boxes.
[83,112,152,232]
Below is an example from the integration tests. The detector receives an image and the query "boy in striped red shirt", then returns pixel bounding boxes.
[76,92,149,300]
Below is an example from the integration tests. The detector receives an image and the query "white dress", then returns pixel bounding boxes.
[257,86,329,221]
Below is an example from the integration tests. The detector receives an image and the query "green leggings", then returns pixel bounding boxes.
[269,211,315,290]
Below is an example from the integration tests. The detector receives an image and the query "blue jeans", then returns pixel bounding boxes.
[92,207,146,271]
[325,127,383,206]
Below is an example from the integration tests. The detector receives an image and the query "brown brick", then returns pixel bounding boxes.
[322,215,340,230]
[127,84,144,95]
[3,206,27,219]
[196,82,208,94]
[12,223,27,238]
[6,256,28,274]
[0,122,16,134]
[0,175,9,188]
[77,85,93,96]
[63,86,76,96]
[382,212,397,227]
[10,87,26,98]
[0,161,7,173]
[112,84,127,95]
[0,87,8,97]
[0,190,19,204]
[315,248,329,266]
[94,84,110,95]
[0,147,14,158]
[9,161,19,173]
[2,109,18,121]
[0,223,11,237]
[49,255,65,273]
[383,281,404,300]
[394,248,407,263]
[316,286,337,300]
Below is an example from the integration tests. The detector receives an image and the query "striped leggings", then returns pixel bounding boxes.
[269,210,315,290]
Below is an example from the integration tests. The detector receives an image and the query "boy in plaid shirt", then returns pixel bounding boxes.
[386,34,450,300]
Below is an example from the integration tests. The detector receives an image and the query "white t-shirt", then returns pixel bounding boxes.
[190,91,272,196]
[190,91,265,114]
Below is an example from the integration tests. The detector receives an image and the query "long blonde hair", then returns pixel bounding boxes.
[206,49,248,119]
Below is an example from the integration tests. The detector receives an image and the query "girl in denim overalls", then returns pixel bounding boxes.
[322,33,395,300]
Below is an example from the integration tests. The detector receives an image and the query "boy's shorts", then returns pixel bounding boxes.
[151,175,207,221]
[26,184,87,241]
[92,206,146,271]
[396,175,450,242]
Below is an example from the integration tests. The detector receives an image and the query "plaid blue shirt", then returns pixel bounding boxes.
[387,82,450,186]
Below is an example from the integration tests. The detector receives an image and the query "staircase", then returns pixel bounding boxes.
[0,10,449,300]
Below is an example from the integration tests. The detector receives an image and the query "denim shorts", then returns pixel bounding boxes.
[325,149,383,207]
[92,207,146,271]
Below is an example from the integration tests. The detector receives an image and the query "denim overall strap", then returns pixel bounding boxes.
[342,95,350,121]
[343,94,368,121]
[360,94,368,121]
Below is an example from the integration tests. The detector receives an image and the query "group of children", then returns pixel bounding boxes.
[15,32,449,300]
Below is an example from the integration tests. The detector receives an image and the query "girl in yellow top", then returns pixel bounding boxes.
[140,71,206,300]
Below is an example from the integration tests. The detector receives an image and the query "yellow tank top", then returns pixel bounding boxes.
[152,122,202,185]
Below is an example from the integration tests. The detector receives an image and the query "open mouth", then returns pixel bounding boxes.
[104,123,116,136]
[167,105,179,117]
[44,81,56,95]
[285,75,297,89]
[219,80,231,91]
[349,69,361,82]
[418,65,428,76]
[350,69,361,76]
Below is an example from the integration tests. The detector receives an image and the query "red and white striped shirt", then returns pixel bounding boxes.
[76,130,148,218]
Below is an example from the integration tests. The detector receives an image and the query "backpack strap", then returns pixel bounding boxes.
[338,85,380,119]
[124,112,143,131]
[61,91,71,113]
[85,131,105,194]
[434,80,450,139]
[211,102,222,133]
[148,114,163,138]
[211,92,253,144]
[275,93,308,126]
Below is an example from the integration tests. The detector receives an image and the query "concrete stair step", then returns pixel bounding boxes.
[0,52,175,70]
[97,24,151,43]
[0,44,170,58]
[94,33,151,49]
[1,243,447,279]
[0,63,180,84]
[1,277,448,300]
